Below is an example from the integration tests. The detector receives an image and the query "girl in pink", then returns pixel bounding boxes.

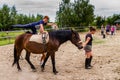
[111,25,115,35]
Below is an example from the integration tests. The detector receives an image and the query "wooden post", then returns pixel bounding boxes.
[6,31,10,43]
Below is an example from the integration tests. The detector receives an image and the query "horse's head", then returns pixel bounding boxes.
[70,30,83,49]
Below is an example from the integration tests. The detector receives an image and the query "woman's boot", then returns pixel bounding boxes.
[89,56,93,67]
[85,58,92,69]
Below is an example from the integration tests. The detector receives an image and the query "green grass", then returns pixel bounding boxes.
[0,31,24,46]
[93,37,105,45]
[0,31,24,37]
[0,39,15,46]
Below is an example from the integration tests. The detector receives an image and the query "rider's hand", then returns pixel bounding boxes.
[43,31,47,34]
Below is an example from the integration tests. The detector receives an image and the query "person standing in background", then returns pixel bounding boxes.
[101,24,105,35]
[113,24,117,35]
[106,24,111,35]
[110,25,115,35]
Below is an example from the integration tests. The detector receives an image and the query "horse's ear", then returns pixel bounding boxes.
[71,29,74,33]
[71,29,76,34]
[71,29,76,37]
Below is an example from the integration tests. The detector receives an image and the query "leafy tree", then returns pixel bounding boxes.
[0,9,3,30]
[36,14,43,21]
[106,14,120,25]
[10,6,17,24]
[56,0,94,28]
[74,0,94,26]
[0,4,44,31]
[56,0,72,27]
[1,4,11,30]
[95,16,105,28]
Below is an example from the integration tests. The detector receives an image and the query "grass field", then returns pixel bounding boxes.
[0,31,24,46]
[0,30,104,46]
[93,37,105,45]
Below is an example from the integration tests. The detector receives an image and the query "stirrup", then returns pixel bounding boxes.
[42,33,46,44]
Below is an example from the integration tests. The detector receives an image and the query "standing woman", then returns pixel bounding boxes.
[83,27,96,69]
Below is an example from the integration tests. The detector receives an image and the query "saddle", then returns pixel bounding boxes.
[29,32,49,44]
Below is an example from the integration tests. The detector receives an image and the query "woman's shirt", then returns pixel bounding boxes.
[85,33,93,46]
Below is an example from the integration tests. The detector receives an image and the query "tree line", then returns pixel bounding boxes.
[56,0,94,27]
[56,0,120,28]
[1,0,120,31]
[0,4,43,31]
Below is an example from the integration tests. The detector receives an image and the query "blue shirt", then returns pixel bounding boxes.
[31,20,47,27]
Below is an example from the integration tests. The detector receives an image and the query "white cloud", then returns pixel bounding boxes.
[90,0,120,8]
[0,0,14,7]
[90,0,120,17]
[1,0,120,21]
[0,0,61,22]
[14,0,61,21]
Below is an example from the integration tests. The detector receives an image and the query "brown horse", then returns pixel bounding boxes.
[12,30,83,74]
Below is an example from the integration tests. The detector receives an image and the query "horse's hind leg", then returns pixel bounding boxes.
[13,46,22,71]
[17,50,23,71]
[25,51,36,72]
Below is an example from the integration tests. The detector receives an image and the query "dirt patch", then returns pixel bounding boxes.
[0,31,120,80]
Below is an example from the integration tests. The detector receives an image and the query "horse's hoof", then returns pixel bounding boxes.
[41,67,44,72]
[53,71,58,75]
[18,69,22,72]
[32,69,37,72]
[41,65,45,72]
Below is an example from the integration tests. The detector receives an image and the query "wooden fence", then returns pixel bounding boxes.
[0,27,88,45]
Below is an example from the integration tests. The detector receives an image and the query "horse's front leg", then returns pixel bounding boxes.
[51,52,58,75]
[41,52,50,72]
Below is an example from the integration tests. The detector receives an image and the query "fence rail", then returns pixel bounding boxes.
[0,30,25,39]
[0,27,88,45]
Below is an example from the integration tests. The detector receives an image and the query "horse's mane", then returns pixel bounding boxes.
[49,30,72,43]
[49,30,72,36]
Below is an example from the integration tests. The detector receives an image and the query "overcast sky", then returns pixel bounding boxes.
[1,0,120,22]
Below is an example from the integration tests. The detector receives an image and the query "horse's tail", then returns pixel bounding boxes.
[12,45,17,66]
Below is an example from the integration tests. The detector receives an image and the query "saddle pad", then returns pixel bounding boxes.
[29,33,49,44]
